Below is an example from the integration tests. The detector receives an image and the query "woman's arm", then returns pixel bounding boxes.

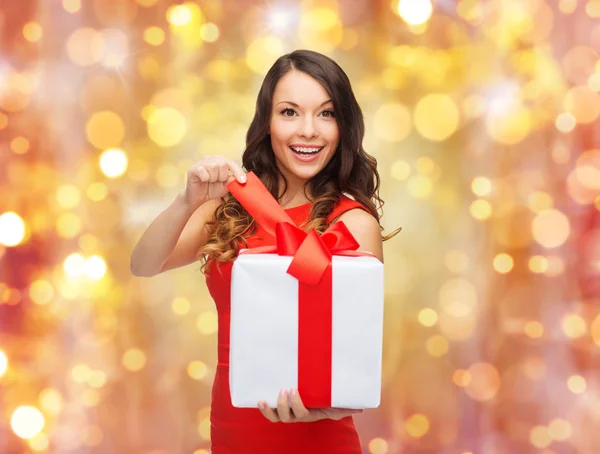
[129,193,220,277]
[336,209,384,262]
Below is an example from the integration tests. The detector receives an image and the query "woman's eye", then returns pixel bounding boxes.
[281,108,296,117]
[322,110,335,118]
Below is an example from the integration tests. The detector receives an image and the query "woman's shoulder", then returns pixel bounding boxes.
[328,193,371,222]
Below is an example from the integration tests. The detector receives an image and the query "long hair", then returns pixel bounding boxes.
[198,49,399,272]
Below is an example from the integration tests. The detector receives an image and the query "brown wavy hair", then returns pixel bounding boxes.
[198,49,400,273]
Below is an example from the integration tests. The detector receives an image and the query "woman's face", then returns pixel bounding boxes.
[269,70,340,184]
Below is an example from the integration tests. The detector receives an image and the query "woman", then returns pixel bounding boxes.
[131,49,398,453]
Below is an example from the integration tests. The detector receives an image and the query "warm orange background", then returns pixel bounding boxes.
[1,0,600,453]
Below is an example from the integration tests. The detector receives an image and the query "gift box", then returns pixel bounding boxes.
[227,172,384,409]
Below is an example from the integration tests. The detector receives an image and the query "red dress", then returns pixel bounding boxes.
[205,196,369,454]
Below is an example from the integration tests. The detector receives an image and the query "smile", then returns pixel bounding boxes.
[289,146,324,156]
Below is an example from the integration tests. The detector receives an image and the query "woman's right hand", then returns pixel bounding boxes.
[182,156,246,209]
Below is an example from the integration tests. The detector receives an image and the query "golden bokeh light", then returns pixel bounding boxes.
[472,177,492,196]
[122,348,147,372]
[23,22,43,42]
[567,375,586,394]
[397,0,433,25]
[197,312,218,335]
[426,334,449,357]
[453,369,472,388]
[493,253,514,274]
[564,85,600,124]
[530,425,552,449]
[470,199,492,220]
[548,418,572,441]
[465,362,501,401]
[10,406,45,440]
[86,111,125,149]
[404,413,430,438]
[524,321,544,339]
[201,23,220,42]
[66,28,105,66]
[390,160,411,181]
[84,255,107,280]
[368,437,388,454]
[246,36,285,74]
[28,280,54,305]
[56,185,81,209]
[38,389,63,415]
[418,308,438,327]
[561,314,587,338]
[62,0,81,13]
[143,26,165,46]
[0,212,26,247]
[187,361,208,380]
[0,350,8,377]
[414,94,460,141]
[172,297,191,315]
[373,103,412,142]
[147,107,187,147]
[532,209,570,248]
[99,148,128,179]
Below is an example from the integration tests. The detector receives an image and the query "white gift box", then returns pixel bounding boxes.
[229,252,384,409]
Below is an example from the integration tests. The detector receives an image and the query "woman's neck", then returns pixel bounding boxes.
[277,174,312,209]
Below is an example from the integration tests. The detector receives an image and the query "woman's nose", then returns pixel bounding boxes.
[299,116,318,138]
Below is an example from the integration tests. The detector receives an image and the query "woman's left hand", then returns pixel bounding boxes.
[257,388,363,423]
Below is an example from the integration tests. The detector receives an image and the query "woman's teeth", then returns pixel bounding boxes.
[289,146,323,156]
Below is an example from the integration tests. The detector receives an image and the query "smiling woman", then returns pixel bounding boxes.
[130,49,399,454]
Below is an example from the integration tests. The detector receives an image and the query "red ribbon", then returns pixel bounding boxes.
[227,172,371,407]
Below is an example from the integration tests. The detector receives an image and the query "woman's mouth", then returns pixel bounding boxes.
[289,145,324,162]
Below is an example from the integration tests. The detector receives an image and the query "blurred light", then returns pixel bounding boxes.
[592,314,600,346]
[197,311,218,334]
[397,0,433,25]
[11,406,45,440]
[198,416,211,439]
[167,4,194,26]
[246,36,285,74]
[469,199,492,220]
[558,0,578,14]
[56,185,81,209]
[418,308,438,327]
[587,0,600,16]
[528,256,549,274]
[84,255,107,280]
[66,28,105,66]
[56,213,82,238]
[414,94,459,141]
[87,182,109,201]
[172,297,190,315]
[267,6,297,34]
[415,157,435,175]
[10,136,29,154]
[527,191,554,213]
[465,362,500,401]
[453,369,472,387]
[530,425,551,449]
[71,364,92,383]
[564,85,600,124]
[100,29,129,68]
[405,414,430,438]
[122,348,147,371]
[556,112,576,133]
[86,111,125,149]
[28,432,49,451]
[99,148,128,179]
[561,314,587,338]
[29,280,54,305]
[548,419,572,441]
[493,253,514,274]
[0,112,7,129]
[426,334,449,357]
[567,375,586,394]
[0,350,7,377]
[187,360,208,380]
[136,0,158,6]
[589,73,600,92]
[200,23,220,42]
[298,8,343,52]
[82,389,100,407]
[472,177,492,196]
[38,389,63,415]
[524,321,544,338]
[143,26,165,46]
[63,253,86,277]
[544,255,565,276]
[373,103,412,142]
[456,0,483,23]
[522,356,546,381]
[368,437,388,454]
[391,160,411,181]
[23,22,43,42]
[193,450,210,454]
[147,107,187,147]
[82,425,104,446]
[407,175,432,198]
[62,0,81,13]
[532,209,570,248]
[0,212,26,247]
[88,370,107,388]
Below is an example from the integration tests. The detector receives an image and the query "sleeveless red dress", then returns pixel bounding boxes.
[205,196,369,454]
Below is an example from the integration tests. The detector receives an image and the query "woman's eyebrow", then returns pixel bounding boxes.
[276,99,333,107]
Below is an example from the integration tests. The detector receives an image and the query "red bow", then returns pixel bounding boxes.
[227,172,368,286]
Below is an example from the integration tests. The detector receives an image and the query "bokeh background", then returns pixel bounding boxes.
[1,0,600,453]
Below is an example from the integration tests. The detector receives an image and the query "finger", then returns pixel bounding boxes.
[205,162,219,182]
[289,388,310,421]
[217,161,229,182]
[258,401,279,422]
[277,389,293,423]
[194,166,210,183]
[225,159,247,184]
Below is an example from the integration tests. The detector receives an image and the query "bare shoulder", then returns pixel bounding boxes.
[335,208,384,262]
